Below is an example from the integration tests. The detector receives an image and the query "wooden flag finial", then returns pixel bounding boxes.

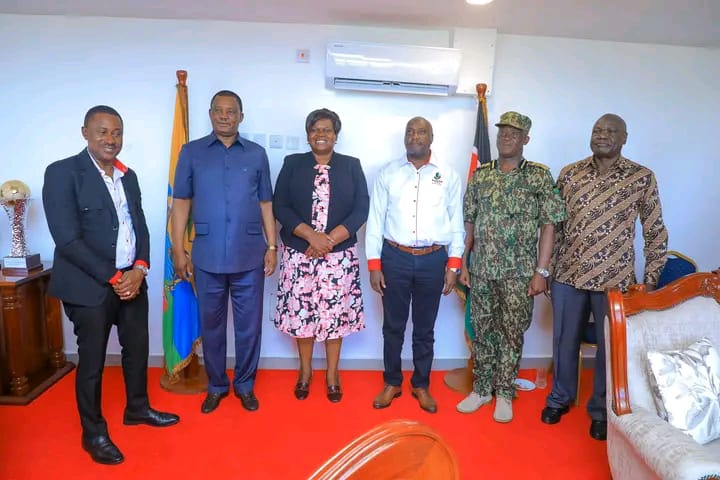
[176,70,187,86]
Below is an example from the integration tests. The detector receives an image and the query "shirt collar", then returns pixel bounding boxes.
[588,155,630,172]
[491,157,527,171]
[206,131,245,148]
[404,150,437,169]
[87,148,127,176]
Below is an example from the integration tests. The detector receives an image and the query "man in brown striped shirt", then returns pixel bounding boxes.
[541,114,668,441]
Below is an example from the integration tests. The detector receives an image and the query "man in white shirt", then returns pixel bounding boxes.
[366,117,464,413]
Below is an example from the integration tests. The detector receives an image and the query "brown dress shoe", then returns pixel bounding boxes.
[372,384,402,409]
[411,387,437,413]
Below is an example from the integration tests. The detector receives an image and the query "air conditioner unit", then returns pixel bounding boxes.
[326,41,462,96]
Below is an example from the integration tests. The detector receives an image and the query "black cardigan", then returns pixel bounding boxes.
[273,151,369,253]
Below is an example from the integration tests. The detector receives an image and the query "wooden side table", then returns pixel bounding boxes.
[0,263,74,405]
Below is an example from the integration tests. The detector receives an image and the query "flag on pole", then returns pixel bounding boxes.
[162,70,200,383]
[461,83,492,341]
[467,83,492,179]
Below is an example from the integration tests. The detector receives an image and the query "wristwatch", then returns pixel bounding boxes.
[134,264,149,276]
[535,267,550,278]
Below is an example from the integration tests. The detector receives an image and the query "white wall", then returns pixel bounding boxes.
[1,14,718,367]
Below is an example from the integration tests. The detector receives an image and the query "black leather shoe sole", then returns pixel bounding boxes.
[201,392,228,414]
[541,406,570,424]
[590,420,607,440]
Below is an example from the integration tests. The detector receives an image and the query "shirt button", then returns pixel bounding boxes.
[111,243,116,248]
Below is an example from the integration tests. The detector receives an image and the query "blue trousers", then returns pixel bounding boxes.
[546,280,607,421]
[194,266,264,395]
[380,241,447,389]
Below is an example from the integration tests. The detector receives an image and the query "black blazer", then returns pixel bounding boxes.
[273,151,369,253]
[42,149,150,306]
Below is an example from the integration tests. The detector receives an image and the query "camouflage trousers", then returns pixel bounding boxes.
[470,276,533,399]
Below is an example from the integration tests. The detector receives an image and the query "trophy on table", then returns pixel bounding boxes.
[1,180,42,274]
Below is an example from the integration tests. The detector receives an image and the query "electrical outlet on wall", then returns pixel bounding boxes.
[269,135,283,149]
[285,136,300,150]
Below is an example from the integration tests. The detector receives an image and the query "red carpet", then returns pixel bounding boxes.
[0,367,609,479]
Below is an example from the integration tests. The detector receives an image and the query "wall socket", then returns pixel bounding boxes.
[285,136,300,150]
[269,135,283,149]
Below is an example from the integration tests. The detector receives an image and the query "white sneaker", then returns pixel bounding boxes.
[493,397,513,423]
[456,392,492,413]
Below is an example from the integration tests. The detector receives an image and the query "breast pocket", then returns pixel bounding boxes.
[233,166,258,199]
[509,187,539,220]
[79,204,109,230]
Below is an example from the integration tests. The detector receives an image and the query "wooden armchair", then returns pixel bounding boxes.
[307,419,461,480]
[606,271,720,480]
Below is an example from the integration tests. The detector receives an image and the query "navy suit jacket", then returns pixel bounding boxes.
[42,149,150,306]
[273,151,369,252]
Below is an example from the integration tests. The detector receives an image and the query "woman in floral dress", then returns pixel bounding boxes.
[273,108,369,402]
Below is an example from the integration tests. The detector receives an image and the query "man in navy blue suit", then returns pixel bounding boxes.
[171,90,277,414]
[42,105,179,465]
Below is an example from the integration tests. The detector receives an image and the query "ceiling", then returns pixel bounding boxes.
[2,0,719,48]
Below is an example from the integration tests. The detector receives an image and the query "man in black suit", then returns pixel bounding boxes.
[42,105,179,465]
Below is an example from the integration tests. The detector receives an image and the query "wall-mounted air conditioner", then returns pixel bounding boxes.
[325,41,462,96]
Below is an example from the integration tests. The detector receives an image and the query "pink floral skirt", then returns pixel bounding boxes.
[274,245,365,341]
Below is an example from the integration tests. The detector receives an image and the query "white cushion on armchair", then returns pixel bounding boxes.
[607,294,720,480]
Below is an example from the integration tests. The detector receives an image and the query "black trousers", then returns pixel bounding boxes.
[380,241,447,389]
[545,280,607,421]
[64,286,149,437]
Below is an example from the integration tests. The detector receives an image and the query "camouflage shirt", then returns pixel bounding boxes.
[464,158,566,280]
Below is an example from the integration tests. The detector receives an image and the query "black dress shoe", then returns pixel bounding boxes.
[123,407,180,427]
[541,405,570,424]
[82,435,124,465]
[294,381,310,400]
[201,391,228,414]
[327,384,342,403]
[236,391,259,411]
[590,420,607,440]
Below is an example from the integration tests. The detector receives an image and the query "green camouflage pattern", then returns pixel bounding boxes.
[470,277,533,399]
[464,159,565,280]
[495,111,532,133]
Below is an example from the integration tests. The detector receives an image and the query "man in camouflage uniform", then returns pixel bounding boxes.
[457,111,565,422]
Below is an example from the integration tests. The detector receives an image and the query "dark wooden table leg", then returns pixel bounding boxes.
[1,287,30,396]
[44,290,66,369]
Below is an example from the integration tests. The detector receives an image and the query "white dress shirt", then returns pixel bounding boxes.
[89,152,136,269]
[365,153,464,269]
